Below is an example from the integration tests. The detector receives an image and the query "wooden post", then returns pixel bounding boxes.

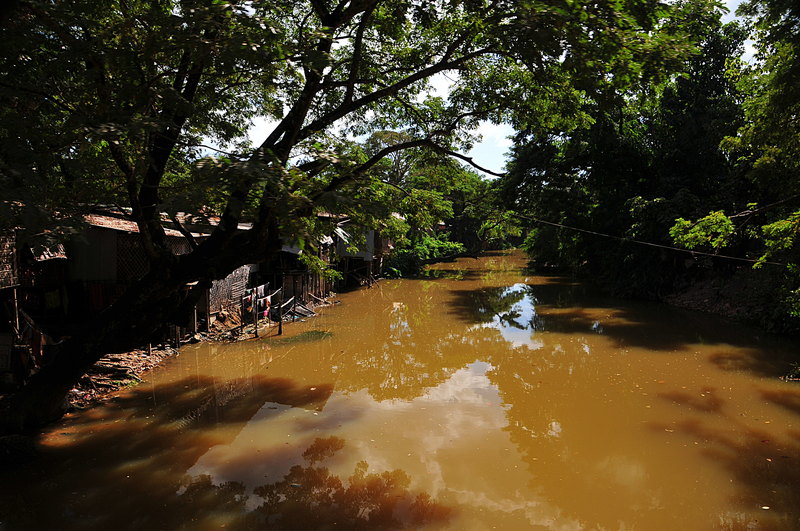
[239,293,244,333]
[278,274,284,335]
[205,288,211,332]
[11,287,19,339]
[253,288,259,337]
[290,275,296,321]
[191,306,197,334]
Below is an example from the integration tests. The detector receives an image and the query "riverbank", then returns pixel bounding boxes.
[67,346,180,409]
[660,268,800,336]
[66,298,335,410]
[530,256,800,337]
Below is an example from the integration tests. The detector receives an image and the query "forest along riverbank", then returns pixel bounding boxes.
[2,250,800,530]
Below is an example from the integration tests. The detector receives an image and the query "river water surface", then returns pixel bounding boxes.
[3,251,800,530]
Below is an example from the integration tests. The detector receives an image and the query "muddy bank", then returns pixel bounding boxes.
[662,268,800,336]
[68,346,180,409]
[67,298,336,410]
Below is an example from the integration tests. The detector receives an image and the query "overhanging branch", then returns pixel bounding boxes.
[293,46,496,144]
[438,148,506,177]
[170,214,199,250]
[310,137,434,200]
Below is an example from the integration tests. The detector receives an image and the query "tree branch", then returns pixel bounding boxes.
[310,138,434,200]
[380,179,411,197]
[294,47,496,143]
[0,82,76,114]
[730,193,800,219]
[309,0,330,21]
[170,213,199,250]
[437,148,506,177]
[296,157,333,177]
[344,2,377,104]
[138,39,211,257]
[259,5,377,156]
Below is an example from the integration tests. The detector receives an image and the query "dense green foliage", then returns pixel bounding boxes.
[502,2,800,332]
[676,0,800,320]
[504,15,744,288]
[357,131,517,275]
[0,0,697,249]
[1,0,714,431]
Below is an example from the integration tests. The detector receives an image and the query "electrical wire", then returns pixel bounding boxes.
[517,214,787,267]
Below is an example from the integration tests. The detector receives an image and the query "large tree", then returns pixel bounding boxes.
[667,0,800,325]
[0,0,709,432]
[502,15,747,296]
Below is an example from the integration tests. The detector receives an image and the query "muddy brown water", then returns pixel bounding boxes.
[3,250,800,530]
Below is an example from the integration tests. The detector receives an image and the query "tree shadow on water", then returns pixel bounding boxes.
[0,375,326,528]
[658,386,725,414]
[761,388,800,417]
[653,391,800,530]
[420,266,518,283]
[708,350,794,379]
[446,280,797,371]
[0,379,452,530]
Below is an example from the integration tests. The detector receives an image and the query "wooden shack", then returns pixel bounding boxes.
[0,235,19,385]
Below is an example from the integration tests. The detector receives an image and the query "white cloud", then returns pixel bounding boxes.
[465,121,514,177]
[427,72,458,99]
[248,116,280,147]
[722,0,742,23]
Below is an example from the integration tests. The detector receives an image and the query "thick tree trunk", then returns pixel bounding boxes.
[0,219,280,435]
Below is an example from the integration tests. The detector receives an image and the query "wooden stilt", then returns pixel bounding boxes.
[205,289,211,332]
[253,291,258,337]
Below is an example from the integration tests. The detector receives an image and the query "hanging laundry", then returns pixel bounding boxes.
[257,296,271,311]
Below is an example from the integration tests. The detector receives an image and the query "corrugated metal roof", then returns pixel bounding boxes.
[31,243,67,261]
[85,214,197,238]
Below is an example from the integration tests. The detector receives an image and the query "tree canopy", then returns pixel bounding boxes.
[1,0,708,248]
[0,0,723,431]
[501,0,800,331]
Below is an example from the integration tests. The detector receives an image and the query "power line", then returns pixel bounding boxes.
[516,214,787,267]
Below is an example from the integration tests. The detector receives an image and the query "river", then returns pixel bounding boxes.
[2,250,800,530]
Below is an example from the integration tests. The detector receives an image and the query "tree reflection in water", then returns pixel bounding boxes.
[253,436,451,529]
[179,436,451,530]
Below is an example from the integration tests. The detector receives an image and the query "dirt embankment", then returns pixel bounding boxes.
[68,297,333,410]
[68,307,246,410]
[662,267,799,335]
[68,347,179,409]
[663,280,756,322]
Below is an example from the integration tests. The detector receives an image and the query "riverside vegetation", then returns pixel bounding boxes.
[1,0,799,433]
